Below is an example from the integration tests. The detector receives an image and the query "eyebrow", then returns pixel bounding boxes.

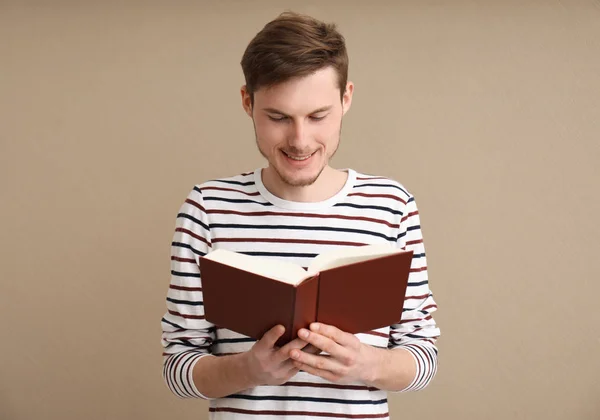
[262,106,333,117]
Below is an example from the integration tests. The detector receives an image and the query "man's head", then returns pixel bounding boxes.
[241,11,349,105]
[240,12,353,190]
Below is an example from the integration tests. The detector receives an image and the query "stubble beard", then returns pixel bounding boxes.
[254,120,343,188]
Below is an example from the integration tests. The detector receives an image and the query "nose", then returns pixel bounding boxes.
[287,119,310,151]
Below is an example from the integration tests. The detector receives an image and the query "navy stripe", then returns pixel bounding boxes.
[204,197,272,206]
[227,394,388,405]
[214,337,256,344]
[166,340,203,349]
[354,183,409,196]
[167,297,203,306]
[413,253,426,258]
[334,202,403,216]
[172,351,195,398]
[242,251,317,258]
[406,333,429,339]
[407,225,421,232]
[408,280,429,287]
[171,242,207,256]
[210,224,396,242]
[165,342,212,351]
[161,317,183,330]
[170,270,200,278]
[177,213,210,231]
[207,179,255,187]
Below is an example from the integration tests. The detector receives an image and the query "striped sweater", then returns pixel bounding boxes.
[161,168,440,419]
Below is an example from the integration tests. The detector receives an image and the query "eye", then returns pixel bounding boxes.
[268,115,288,122]
[309,115,326,121]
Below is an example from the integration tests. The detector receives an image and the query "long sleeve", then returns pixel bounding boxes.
[161,186,215,398]
[390,194,440,392]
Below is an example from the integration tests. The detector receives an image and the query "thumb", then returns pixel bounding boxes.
[257,325,285,350]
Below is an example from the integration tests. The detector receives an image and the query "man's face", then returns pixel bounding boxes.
[242,67,353,187]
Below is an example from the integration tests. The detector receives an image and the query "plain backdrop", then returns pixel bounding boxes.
[1,1,599,419]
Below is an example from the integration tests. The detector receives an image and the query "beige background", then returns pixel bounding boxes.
[1,0,599,419]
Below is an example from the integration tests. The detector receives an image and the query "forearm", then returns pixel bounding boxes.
[192,353,258,398]
[365,347,417,392]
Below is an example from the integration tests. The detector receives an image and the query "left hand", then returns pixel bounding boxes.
[289,323,380,384]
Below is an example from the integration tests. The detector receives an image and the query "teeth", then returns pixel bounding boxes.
[285,152,313,161]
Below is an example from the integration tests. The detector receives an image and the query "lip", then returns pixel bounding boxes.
[281,150,316,166]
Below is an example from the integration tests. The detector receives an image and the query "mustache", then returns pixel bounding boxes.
[281,148,315,155]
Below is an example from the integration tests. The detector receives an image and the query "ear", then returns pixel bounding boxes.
[341,81,354,116]
[241,85,253,117]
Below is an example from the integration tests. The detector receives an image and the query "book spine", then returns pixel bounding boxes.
[289,275,319,342]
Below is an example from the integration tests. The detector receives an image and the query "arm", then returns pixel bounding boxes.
[161,186,216,398]
[161,187,312,398]
[389,194,440,391]
[290,194,440,391]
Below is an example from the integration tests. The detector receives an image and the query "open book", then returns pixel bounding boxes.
[199,244,414,346]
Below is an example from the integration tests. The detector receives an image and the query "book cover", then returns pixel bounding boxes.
[199,248,413,347]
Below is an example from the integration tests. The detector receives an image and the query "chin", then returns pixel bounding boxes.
[276,166,325,187]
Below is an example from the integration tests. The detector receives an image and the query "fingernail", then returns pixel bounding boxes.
[299,329,309,339]
[311,323,320,332]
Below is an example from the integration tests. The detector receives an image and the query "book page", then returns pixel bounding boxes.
[307,244,405,273]
[203,249,312,285]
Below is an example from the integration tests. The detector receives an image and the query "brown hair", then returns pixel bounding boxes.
[241,11,349,103]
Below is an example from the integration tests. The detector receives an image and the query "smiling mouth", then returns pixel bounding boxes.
[283,151,315,161]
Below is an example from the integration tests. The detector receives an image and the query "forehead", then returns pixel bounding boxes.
[254,67,340,113]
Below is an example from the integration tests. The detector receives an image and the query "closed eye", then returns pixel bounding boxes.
[309,115,326,121]
[268,115,288,122]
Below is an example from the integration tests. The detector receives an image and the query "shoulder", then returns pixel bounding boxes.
[192,170,258,198]
[351,170,414,204]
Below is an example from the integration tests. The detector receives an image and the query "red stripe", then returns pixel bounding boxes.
[401,211,419,223]
[200,186,260,196]
[410,266,427,273]
[405,239,423,246]
[185,198,205,212]
[213,237,368,247]
[170,285,202,292]
[205,209,399,228]
[422,304,437,312]
[405,294,429,300]
[348,192,406,204]
[209,407,389,418]
[171,256,196,263]
[175,228,210,246]
[168,309,204,320]
[362,330,389,338]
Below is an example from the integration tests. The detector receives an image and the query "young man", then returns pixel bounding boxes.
[161,11,440,419]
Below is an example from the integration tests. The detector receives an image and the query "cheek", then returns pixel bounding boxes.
[255,126,280,146]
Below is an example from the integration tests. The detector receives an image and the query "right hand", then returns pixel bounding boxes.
[244,325,315,386]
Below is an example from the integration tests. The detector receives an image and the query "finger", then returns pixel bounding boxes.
[257,325,286,351]
[292,359,339,383]
[302,344,322,355]
[290,351,342,374]
[297,327,348,359]
[281,360,300,377]
[275,337,310,363]
[310,323,357,348]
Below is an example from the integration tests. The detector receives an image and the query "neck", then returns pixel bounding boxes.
[262,166,348,203]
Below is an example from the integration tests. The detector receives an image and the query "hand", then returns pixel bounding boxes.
[244,325,316,386]
[289,323,380,385]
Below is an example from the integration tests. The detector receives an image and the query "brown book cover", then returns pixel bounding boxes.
[199,249,413,347]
